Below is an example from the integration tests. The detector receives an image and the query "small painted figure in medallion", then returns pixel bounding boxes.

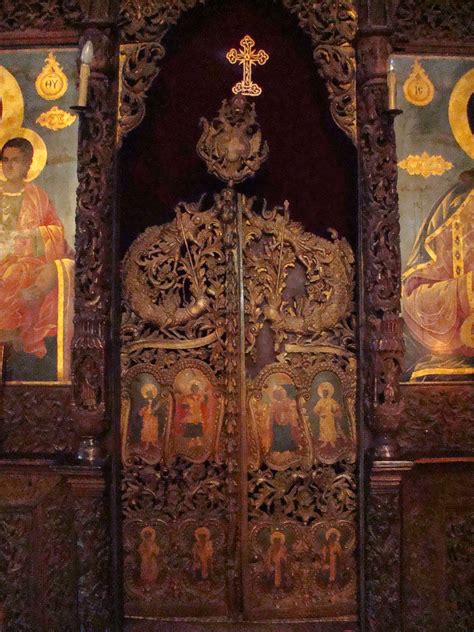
[268,385,299,454]
[168,366,222,463]
[192,527,214,580]
[139,382,160,449]
[265,531,288,589]
[138,526,160,585]
[312,521,355,591]
[306,370,354,462]
[313,382,341,448]
[250,371,311,470]
[321,527,343,584]
[122,371,167,463]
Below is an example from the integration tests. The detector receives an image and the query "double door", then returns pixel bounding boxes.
[120,99,357,625]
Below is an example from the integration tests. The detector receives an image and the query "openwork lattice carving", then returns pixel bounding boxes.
[121,95,356,621]
[118,0,357,143]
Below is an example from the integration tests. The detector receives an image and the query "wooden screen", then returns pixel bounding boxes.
[120,94,357,625]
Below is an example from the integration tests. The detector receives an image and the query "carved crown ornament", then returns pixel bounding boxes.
[117,0,357,145]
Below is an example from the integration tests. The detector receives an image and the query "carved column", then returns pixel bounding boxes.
[366,461,413,631]
[64,467,112,631]
[72,16,118,462]
[356,4,411,630]
[357,26,404,460]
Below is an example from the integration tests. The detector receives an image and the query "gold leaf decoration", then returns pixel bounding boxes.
[403,59,435,107]
[36,106,77,131]
[35,52,68,101]
[449,68,474,159]
[398,152,453,178]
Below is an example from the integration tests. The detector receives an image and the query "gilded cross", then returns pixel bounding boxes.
[226,35,269,97]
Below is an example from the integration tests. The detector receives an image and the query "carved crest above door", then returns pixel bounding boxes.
[117,0,357,144]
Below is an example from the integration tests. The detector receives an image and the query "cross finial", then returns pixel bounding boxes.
[226,35,269,97]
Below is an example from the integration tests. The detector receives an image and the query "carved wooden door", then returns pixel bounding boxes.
[120,96,357,626]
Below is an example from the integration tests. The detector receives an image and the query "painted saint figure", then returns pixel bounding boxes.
[313,382,342,447]
[269,386,298,454]
[177,382,207,446]
[402,169,474,379]
[138,526,160,585]
[321,528,343,584]
[265,531,288,589]
[192,527,214,580]
[139,383,159,449]
[0,137,73,371]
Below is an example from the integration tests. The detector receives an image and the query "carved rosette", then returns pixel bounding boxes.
[117,0,357,144]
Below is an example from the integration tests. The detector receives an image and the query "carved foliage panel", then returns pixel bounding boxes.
[391,0,474,45]
[0,0,84,32]
[0,473,78,632]
[402,466,474,632]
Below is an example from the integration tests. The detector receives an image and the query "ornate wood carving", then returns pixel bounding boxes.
[391,0,474,45]
[366,462,413,632]
[399,384,474,455]
[72,25,118,460]
[68,470,112,631]
[402,465,474,632]
[121,94,357,622]
[0,465,111,632]
[0,0,84,32]
[0,387,75,454]
[117,0,357,143]
[357,30,404,458]
[0,470,78,631]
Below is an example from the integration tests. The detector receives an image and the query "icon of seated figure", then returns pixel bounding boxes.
[402,169,474,380]
[0,136,74,379]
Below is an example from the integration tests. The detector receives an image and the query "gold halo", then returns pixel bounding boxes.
[195,527,210,540]
[174,368,207,395]
[317,381,334,398]
[141,382,158,399]
[140,526,156,540]
[449,68,474,159]
[0,127,47,182]
[325,527,340,541]
[270,531,285,543]
[0,66,25,131]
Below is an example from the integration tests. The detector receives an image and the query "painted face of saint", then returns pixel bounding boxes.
[1,146,31,183]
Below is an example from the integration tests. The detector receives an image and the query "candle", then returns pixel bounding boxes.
[77,40,93,107]
[387,59,397,110]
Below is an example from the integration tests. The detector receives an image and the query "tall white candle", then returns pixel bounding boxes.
[77,40,93,107]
